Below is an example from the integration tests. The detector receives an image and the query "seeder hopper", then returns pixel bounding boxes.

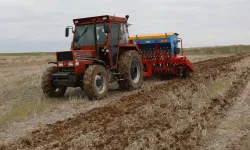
[129,33,194,78]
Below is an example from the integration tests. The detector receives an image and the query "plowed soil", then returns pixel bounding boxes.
[1,53,250,150]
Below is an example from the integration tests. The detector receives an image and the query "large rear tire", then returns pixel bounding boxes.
[117,50,143,90]
[83,65,109,100]
[41,66,67,97]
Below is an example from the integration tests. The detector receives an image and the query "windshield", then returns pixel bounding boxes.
[73,23,107,46]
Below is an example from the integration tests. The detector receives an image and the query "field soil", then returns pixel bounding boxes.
[0,53,224,143]
[1,52,250,150]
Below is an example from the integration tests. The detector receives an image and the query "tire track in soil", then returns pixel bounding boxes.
[193,52,250,71]
[1,53,250,150]
[205,81,250,150]
[170,67,250,150]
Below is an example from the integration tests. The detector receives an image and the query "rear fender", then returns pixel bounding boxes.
[75,58,107,74]
[118,44,140,55]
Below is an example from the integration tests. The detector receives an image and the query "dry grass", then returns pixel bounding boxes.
[185,45,250,62]
[0,100,57,128]
[0,56,56,128]
[186,54,233,62]
[123,56,250,150]
[0,54,55,66]
[0,46,249,148]
[203,80,250,150]
[185,45,250,55]
[51,55,250,150]
[0,52,169,144]
[0,53,64,125]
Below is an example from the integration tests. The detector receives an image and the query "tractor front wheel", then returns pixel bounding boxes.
[118,50,143,90]
[83,65,109,100]
[41,66,67,97]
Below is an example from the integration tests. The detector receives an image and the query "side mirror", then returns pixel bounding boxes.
[65,27,69,37]
[103,23,110,33]
[65,26,74,37]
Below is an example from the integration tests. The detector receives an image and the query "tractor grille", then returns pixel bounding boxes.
[59,67,74,72]
[57,51,73,61]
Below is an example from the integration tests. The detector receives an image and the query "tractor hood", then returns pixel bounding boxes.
[72,50,96,60]
[56,50,96,62]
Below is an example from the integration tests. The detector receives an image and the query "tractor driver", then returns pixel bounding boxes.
[97,28,107,45]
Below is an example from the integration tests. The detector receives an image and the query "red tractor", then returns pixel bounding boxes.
[41,15,194,100]
[41,15,144,100]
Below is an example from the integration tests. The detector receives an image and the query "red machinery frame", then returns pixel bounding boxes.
[135,38,194,77]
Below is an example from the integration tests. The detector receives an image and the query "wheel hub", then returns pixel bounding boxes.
[95,73,106,94]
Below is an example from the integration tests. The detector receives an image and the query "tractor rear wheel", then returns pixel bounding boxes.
[118,50,143,90]
[41,66,67,97]
[83,65,109,100]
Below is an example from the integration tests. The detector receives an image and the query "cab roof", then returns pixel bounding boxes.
[73,15,128,25]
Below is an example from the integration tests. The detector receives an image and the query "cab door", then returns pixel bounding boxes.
[110,23,119,67]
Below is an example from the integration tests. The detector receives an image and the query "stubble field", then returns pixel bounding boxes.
[0,45,250,150]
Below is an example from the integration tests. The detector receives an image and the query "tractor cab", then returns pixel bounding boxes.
[65,15,130,68]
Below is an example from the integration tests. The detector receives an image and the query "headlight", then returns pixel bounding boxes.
[68,61,74,67]
[58,61,63,67]
[75,61,79,66]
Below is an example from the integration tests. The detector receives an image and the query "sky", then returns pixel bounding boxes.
[0,0,250,53]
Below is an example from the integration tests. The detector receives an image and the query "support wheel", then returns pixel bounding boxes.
[118,50,143,90]
[83,65,109,100]
[182,67,191,78]
[41,66,67,97]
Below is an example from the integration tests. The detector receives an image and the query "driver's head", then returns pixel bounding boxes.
[98,28,105,35]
